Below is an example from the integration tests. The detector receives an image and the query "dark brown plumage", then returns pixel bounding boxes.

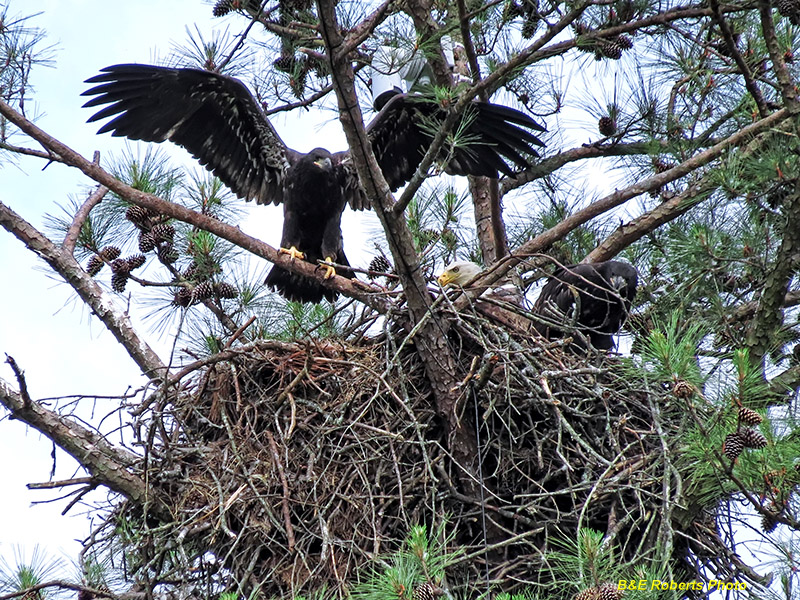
[83,64,546,302]
[532,261,638,350]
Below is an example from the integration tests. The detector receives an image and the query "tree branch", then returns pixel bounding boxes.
[0,377,170,519]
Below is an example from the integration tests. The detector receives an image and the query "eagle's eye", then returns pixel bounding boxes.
[453,266,460,272]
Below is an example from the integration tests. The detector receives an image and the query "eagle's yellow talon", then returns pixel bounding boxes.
[279,246,305,260]
[322,257,336,279]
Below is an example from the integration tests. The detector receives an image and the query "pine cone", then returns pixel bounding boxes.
[111,272,129,293]
[213,0,234,16]
[777,0,800,19]
[183,262,200,281]
[151,223,175,243]
[86,255,104,277]
[573,588,599,600]
[368,255,392,278]
[672,379,694,399]
[110,258,131,275]
[139,232,157,253]
[100,246,121,261]
[598,116,617,136]
[761,511,778,533]
[215,282,238,299]
[192,281,215,303]
[738,407,763,426]
[723,432,745,460]
[739,427,768,449]
[157,243,179,264]
[615,34,633,50]
[126,254,147,271]
[598,582,624,600]
[126,205,152,229]
[597,39,624,60]
[172,287,193,307]
[521,12,539,38]
[273,53,296,73]
[413,583,444,600]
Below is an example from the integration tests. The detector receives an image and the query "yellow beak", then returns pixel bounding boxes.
[437,271,454,286]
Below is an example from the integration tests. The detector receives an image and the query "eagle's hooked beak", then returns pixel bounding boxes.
[314,156,333,171]
[437,271,454,287]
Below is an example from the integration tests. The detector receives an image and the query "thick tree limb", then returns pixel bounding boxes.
[745,181,800,366]
[316,0,480,492]
[757,0,799,112]
[584,183,711,262]
[501,140,668,197]
[0,377,170,519]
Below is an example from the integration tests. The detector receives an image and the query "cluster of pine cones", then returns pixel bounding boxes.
[575,29,634,61]
[86,245,146,292]
[572,582,624,600]
[172,263,238,308]
[723,407,767,461]
[126,205,179,264]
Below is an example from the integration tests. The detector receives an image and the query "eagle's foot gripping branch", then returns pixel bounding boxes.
[321,257,336,279]
[280,246,305,261]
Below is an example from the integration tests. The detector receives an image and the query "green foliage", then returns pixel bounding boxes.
[351,522,461,600]
[639,312,704,386]
[0,546,64,598]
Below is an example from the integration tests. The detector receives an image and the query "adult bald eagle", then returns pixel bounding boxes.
[82,64,546,302]
[532,261,638,350]
[437,260,482,287]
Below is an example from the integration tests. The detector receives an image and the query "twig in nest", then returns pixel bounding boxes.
[267,431,296,553]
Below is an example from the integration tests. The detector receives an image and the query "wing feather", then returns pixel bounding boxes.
[83,64,292,205]
[365,92,546,190]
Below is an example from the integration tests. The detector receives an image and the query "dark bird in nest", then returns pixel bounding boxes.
[82,64,546,302]
[532,261,638,350]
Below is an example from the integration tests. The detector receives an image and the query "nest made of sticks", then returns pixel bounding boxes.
[115,307,738,600]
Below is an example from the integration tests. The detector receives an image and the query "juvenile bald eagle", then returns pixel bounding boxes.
[83,64,545,302]
[532,261,638,350]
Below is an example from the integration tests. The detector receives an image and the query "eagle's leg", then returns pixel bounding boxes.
[279,246,305,260]
[321,257,336,280]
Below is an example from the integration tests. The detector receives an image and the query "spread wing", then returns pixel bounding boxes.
[365,92,546,191]
[82,64,295,205]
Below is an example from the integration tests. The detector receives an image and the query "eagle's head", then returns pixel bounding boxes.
[308,148,333,171]
[437,260,482,287]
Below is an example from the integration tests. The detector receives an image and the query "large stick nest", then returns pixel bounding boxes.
[116,307,734,599]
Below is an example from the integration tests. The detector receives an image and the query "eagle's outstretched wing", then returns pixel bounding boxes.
[364,91,546,191]
[82,64,294,206]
